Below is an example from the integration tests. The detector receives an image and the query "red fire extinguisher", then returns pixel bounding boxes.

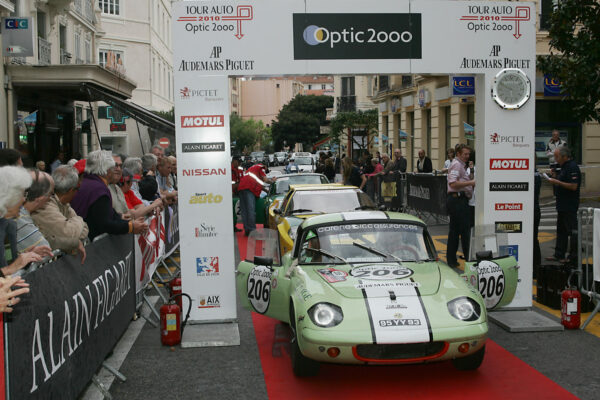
[561,286,581,329]
[169,277,182,310]
[160,293,192,346]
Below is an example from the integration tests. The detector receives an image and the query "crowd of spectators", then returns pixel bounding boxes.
[0,146,178,314]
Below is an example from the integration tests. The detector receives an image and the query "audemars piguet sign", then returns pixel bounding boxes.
[173,0,536,322]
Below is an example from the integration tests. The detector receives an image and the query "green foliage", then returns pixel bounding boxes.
[271,95,334,150]
[538,0,600,123]
[152,107,174,122]
[230,114,270,154]
[329,109,379,151]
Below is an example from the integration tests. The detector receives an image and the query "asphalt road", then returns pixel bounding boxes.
[103,167,600,399]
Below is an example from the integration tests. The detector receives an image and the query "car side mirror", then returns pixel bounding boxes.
[475,250,493,261]
[254,256,273,269]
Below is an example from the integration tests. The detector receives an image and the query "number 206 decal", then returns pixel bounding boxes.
[477,260,505,309]
[350,265,413,280]
[247,265,272,314]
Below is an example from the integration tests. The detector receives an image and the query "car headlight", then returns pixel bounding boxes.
[308,303,344,328]
[447,297,481,322]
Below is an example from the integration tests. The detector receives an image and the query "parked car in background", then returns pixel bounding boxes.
[295,156,315,172]
[275,152,288,166]
[250,151,268,165]
[268,154,276,166]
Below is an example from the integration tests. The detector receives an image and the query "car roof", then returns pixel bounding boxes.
[300,211,425,228]
[289,183,356,191]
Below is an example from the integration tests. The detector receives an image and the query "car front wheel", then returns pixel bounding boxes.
[290,303,320,377]
[452,346,485,371]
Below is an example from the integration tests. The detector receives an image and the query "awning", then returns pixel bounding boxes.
[82,84,175,134]
[312,136,332,150]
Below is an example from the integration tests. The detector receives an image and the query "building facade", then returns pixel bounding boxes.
[370,0,600,192]
[97,0,174,156]
[240,78,303,127]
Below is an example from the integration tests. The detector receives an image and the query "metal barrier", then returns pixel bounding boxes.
[577,208,600,329]
[404,172,449,224]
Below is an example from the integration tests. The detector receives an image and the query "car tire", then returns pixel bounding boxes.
[289,303,320,377]
[452,345,485,371]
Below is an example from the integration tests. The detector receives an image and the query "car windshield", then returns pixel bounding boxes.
[296,157,312,165]
[298,222,435,264]
[286,189,375,215]
[275,152,287,157]
[274,175,328,195]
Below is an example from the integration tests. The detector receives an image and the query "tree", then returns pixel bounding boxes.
[152,107,174,122]
[271,95,334,150]
[229,114,270,154]
[329,109,379,156]
[538,0,600,123]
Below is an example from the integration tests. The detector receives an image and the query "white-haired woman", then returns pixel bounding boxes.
[71,150,147,241]
[0,166,41,313]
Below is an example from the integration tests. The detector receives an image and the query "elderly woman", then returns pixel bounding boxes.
[71,150,147,241]
[0,166,41,313]
[118,168,162,218]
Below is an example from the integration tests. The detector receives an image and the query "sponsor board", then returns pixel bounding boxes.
[195,223,218,238]
[182,142,226,152]
[489,182,529,191]
[182,168,227,176]
[189,193,223,204]
[196,256,220,276]
[494,203,523,211]
[451,76,475,96]
[180,115,224,128]
[198,295,221,308]
[489,158,529,170]
[489,132,529,148]
[409,185,430,200]
[293,13,421,60]
[495,221,523,233]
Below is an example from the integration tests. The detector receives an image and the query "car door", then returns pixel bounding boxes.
[461,255,519,310]
[236,229,291,322]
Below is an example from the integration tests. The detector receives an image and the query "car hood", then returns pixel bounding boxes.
[304,262,441,298]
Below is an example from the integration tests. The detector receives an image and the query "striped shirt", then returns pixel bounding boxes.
[16,207,50,253]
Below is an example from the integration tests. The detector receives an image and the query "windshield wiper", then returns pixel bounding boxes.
[352,241,403,263]
[354,205,378,210]
[305,248,347,264]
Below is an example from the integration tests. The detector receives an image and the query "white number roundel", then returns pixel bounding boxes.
[247,265,272,314]
[477,260,505,309]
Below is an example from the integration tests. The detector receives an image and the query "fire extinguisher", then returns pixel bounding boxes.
[160,293,192,346]
[561,271,581,329]
[169,277,182,310]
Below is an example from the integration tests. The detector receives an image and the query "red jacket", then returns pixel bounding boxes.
[238,164,266,197]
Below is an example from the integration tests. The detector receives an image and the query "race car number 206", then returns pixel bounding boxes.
[350,264,413,280]
[247,265,272,314]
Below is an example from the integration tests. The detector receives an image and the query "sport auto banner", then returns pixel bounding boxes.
[406,174,448,216]
[163,204,180,258]
[4,234,135,399]
[134,212,165,293]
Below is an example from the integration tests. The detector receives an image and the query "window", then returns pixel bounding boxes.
[444,107,452,152]
[37,11,46,38]
[99,49,123,68]
[341,77,355,96]
[84,39,91,63]
[308,84,312,90]
[322,84,326,90]
[540,0,557,31]
[74,32,81,61]
[99,0,120,16]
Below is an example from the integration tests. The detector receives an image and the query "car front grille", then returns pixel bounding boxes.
[354,342,448,361]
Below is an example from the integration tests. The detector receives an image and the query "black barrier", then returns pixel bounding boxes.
[5,234,135,399]
[406,174,448,216]
[163,204,180,257]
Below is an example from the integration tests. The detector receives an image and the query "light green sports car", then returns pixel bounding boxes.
[236,211,518,376]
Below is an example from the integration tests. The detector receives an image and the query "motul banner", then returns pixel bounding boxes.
[4,235,135,399]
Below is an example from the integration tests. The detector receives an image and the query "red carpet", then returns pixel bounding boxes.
[236,226,575,400]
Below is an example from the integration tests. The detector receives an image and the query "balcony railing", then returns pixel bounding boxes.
[337,95,356,113]
[60,49,72,64]
[38,37,51,65]
[74,0,96,24]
